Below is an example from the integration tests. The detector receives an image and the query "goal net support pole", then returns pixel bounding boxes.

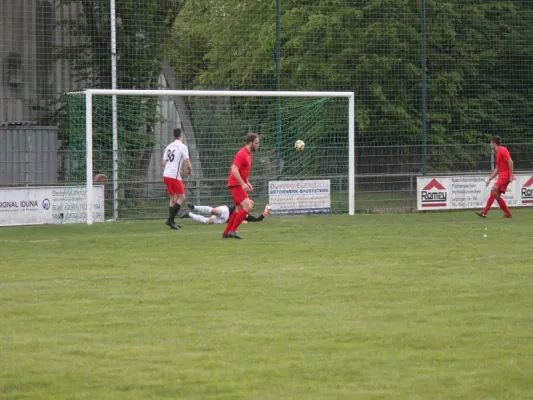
[83,89,355,224]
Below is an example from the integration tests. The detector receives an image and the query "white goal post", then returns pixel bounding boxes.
[82,89,356,224]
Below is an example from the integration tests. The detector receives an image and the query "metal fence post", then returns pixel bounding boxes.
[420,0,428,176]
[25,132,31,186]
[195,178,200,205]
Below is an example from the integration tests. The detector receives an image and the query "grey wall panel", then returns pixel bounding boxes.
[0,126,58,186]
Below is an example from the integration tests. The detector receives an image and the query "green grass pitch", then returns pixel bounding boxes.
[1,210,533,399]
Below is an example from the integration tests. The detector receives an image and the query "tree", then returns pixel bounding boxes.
[425,1,533,169]
[171,0,533,173]
[57,0,184,89]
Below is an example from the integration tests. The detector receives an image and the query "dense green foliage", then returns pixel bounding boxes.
[172,0,533,170]
[57,0,184,89]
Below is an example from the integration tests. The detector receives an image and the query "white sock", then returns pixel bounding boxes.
[194,206,212,214]
[189,212,209,224]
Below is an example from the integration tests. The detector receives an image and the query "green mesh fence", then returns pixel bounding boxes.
[2,0,533,212]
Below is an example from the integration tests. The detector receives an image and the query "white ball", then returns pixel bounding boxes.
[295,140,305,151]
[483,234,487,238]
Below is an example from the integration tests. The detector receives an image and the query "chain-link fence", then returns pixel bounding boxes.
[1,0,532,216]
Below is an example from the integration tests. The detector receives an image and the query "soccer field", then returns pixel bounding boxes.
[1,210,533,399]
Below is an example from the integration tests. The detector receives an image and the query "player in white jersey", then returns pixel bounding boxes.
[162,128,192,229]
[181,201,271,225]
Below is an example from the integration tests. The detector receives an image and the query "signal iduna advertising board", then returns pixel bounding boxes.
[0,186,105,226]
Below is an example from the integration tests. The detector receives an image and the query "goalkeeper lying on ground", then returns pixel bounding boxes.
[181,200,270,225]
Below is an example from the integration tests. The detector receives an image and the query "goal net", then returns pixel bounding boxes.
[66,90,354,223]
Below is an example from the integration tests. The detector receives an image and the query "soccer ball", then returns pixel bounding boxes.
[295,140,305,151]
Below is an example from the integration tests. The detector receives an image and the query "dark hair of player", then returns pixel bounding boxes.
[173,128,182,139]
[246,132,258,144]
[491,135,501,146]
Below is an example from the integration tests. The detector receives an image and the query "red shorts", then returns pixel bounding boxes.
[495,177,510,194]
[229,186,248,206]
[164,177,184,195]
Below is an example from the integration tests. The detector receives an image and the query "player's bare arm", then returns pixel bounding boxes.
[246,180,254,192]
[231,165,250,191]
[162,159,167,167]
[185,159,193,176]
[486,167,499,186]
[508,158,514,181]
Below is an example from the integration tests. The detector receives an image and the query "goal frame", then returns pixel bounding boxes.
[82,88,356,224]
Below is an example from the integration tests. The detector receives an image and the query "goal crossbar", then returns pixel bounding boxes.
[85,88,355,98]
[81,89,355,224]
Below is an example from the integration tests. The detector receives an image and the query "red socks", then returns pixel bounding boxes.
[223,212,237,235]
[482,194,495,214]
[229,208,248,232]
[496,197,512,216]
[483,194,512,216]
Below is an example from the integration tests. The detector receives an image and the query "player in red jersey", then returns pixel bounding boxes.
[476,135,514,218]
[222,132,260,239]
